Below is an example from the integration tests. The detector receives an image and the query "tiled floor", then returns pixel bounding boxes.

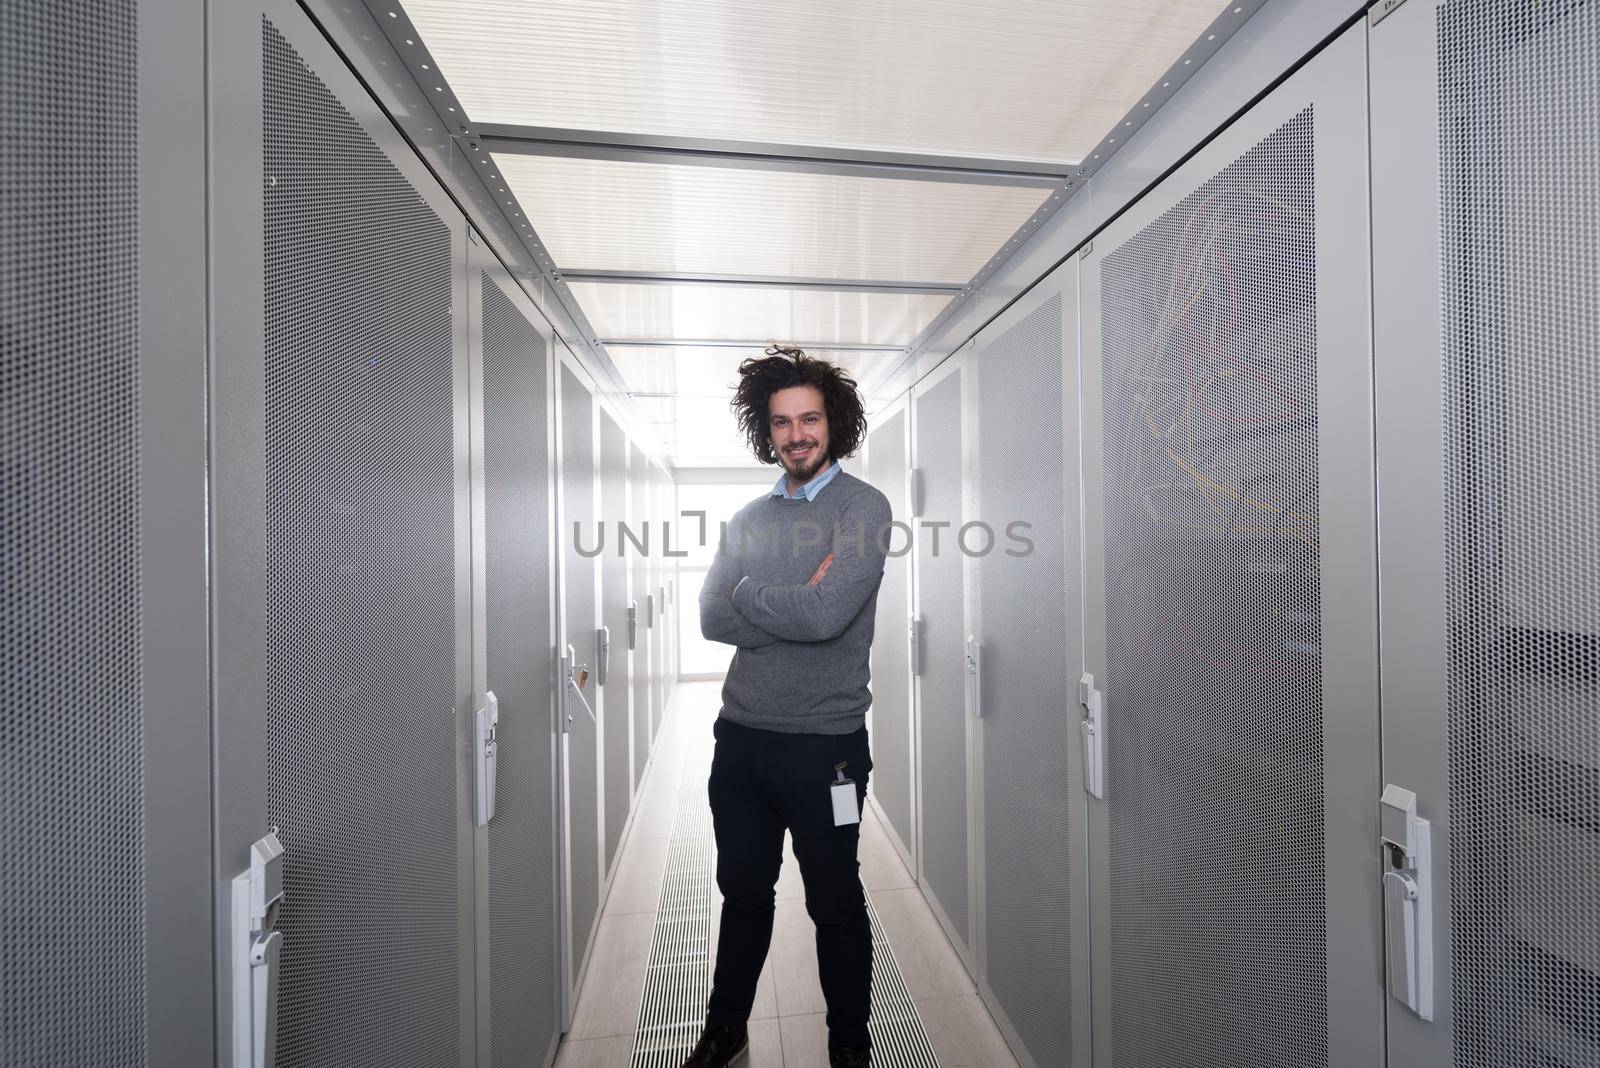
[553,680,1021,1068]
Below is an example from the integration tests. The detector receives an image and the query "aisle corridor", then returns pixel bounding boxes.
[554,682,1020,1068]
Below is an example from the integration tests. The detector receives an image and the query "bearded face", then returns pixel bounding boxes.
[767,384,831,484]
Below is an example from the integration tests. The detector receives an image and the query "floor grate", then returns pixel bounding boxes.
[632,767,715,1067]
[631,730,940,1066]
[861,900,941,1068]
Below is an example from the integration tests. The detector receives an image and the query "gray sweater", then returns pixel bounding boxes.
[699,470,893,734]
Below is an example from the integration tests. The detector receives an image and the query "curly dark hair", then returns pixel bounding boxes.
[731,346,868,465]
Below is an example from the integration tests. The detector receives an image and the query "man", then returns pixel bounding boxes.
[684,347,892,1068]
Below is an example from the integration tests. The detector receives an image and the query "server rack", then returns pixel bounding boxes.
[630,441,654,792]
[866,393,918,877]
[967,267,1091,1068]
[469,240,563,1068]
[1373,2,1600,1066]
[599,407,635,878]
[650,463,670,735]
[909,351,977,968]
[556,349,604,1008]
[4,1,213,1065]
[210,2,480,1064]
[1080,21,1381,1067]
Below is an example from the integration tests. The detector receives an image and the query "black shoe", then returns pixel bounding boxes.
[681,1016,749,1068]
[829,1047,871,1067]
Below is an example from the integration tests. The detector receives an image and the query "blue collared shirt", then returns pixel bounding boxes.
[771,459,841,502]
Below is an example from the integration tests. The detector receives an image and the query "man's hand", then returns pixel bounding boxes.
[808,553,834,587]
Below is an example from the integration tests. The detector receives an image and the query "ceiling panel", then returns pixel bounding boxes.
[406,0,1236,163]
[607,344,902,398]
[570,282,946,346]
[488,154,1052,282]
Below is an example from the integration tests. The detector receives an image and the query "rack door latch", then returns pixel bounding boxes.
[965,636,982,719]
[565,643,596,726]
[1381,784,1434,1021]
[474,691,499,826]
[231,831,284,1068]
[1078,673,1105,799]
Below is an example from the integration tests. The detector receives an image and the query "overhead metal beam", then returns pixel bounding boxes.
[560,269,963,296]
[599,338,908,353]
[469,124,1072,189]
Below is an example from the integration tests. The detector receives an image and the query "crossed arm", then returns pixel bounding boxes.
[700,493,892,648]
[698,533,838,649]
[699,515,782,648]
[729,493,891,643]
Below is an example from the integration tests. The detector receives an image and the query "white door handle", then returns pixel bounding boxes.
[965,636,982,719]
[474,691,499,826]
[1079,673,1104,799]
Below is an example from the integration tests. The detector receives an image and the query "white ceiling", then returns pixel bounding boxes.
[400,0,1236,465]
[489,154,1052,283]
[408,0,1232,162]
[607,344,902,398]
[567,282,953,347]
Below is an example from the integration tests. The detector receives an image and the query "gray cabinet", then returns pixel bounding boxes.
[3,1,212,1064]
[557,353,604,999]
[600,409,635,878]
[211,4,478,1065]
[630,442,654,791]
[968,273,1091,1068]
[1079,23,1381,1068]
[867,400,917,874]
[470,250,562,1068]
[910,355,976,964]
[208,5,576,1066]
[1373,2,1600,1066]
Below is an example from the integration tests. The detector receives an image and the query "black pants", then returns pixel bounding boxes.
[705,717,874,1050]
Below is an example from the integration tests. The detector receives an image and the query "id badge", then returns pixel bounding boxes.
[830,762,861,826]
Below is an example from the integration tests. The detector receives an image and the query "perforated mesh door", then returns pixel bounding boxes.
[1099,109,1325,1066]
[1,2,142,1064]
[664,470,676,702]
[561,362,602,966]
[1439,6,1600,1065]
[262,22,461,1068]
[867,411,914,855]
[642,471,656,743]
[914,369,970,946]
[649,468,662,732]
[482,275,558,1068]
[649,469,663,738]
[658,470,669,724]
[630,443,652,788]
[600,409,633,873]
[976,294,1073,1066]
[658,468,671,706]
